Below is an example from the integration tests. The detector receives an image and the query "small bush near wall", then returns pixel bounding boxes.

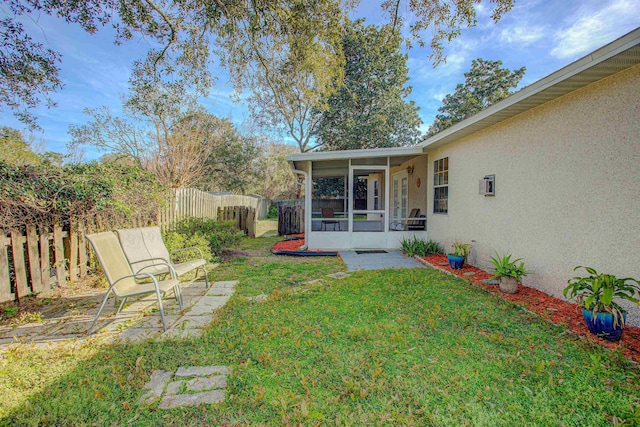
[168,218,241,256]
[400,237,443,257]
[162,231,214,262]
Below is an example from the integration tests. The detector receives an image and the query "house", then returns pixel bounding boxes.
[287,28,640,324]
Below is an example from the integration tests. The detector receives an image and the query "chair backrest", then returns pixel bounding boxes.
[322,207,335,218]
[407,208,421,226]
[115,226,171,272]
[86,232,137,294]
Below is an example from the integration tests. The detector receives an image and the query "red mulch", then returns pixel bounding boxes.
[272,239,305,252]
[421,254,640,363]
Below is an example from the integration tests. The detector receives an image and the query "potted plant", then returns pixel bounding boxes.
[447,241,471,269]
[563,266,640,341]
[489,253,532,294]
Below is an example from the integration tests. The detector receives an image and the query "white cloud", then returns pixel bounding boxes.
[551,0,640,58]
[500,25,546,45]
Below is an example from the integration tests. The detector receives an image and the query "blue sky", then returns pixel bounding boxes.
[1,0,639,159]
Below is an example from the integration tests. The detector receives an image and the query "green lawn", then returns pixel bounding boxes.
[1,237,639,426]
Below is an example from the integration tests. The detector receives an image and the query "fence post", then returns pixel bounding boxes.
[0,234,13,302]
[39,226,51,292]
[68,219,79,282]
[78,220,88,278]
[26,225,43,293]
[10,229,29,299]
[53,218,67,287]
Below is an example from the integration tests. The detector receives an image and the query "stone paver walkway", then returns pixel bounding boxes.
[339,250,425,272]
[0,280,237,349]
[140,365,230,408]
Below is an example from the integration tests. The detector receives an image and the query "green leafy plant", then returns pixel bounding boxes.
[169,218,241,256]
[451,241,471,258]
[489,253,532,281]
[400,237,442,257]
[564,266,640,327]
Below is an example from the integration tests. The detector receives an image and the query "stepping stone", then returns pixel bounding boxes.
[306,279,326,286]
[463,272,476,276]
[139,370,174,405]
[438,262,450,266]
[327,272,350,279]
[479,279,499,285]
[546,308,559,312]
[141,365,230,408]
[159,390,225,409]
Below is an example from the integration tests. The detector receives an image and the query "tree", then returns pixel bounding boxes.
[2,0,514,128]
[427,58,525,136]
[314,20,422,151]
[69,107,260,190]
[248,142,300,200]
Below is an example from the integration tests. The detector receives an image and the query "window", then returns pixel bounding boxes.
[433,157,448,214]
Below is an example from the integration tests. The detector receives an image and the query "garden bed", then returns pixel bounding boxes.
[271,237,337,257]
[419,254,640,363]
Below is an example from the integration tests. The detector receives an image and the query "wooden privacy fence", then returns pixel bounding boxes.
[218,207,257,238]
[160,189,270,228]
[278,205,304,236]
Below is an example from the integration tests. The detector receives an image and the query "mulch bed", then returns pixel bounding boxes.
[271,237,337,256]
[420,254,640,363]
[272,239,305,252]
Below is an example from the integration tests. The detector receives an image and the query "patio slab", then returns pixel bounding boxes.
[339,250,425,272]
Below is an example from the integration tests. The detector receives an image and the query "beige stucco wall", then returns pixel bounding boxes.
[425,64,640,326]
[390,155,429,217]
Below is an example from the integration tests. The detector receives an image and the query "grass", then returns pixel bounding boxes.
[1,237,639,426]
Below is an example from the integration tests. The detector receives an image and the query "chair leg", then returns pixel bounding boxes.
[175,285,183,311]
[87,289,113,335]
[116,297,127,314]
[156,290,167,332]
[202,266,210,288]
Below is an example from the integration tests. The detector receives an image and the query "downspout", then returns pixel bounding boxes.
[291,169,310,238]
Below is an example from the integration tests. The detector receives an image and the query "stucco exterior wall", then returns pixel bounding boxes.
[424,64,640,325]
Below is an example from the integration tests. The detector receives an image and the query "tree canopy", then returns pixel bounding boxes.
[427,58,525,136]
[314,20,422,151]
[2,0,515,129]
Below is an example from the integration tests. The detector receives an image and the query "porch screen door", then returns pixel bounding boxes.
[392,172,408,222]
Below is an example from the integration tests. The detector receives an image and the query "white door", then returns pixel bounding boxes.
[392,171,408,222]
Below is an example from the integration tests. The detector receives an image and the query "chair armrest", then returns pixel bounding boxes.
[133,260,178,279]
[170,246,205,261]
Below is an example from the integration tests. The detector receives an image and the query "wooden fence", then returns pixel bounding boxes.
[0,213,155,303]
[1,188,269,303]
[218,207,256,238]
[278,205,305,236]
[160,189,270,228]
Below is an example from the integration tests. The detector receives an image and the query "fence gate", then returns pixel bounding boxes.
[278,205,304,236]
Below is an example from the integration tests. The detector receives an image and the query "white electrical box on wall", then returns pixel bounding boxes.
[479,175,495,196]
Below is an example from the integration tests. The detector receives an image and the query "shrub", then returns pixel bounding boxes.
[169,218,241,255]
[400,237,442,257]
[267,205,278,219]
[162,230,213,262]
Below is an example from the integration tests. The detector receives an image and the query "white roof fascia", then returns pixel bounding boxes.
[418,27,640,150]
[287,146,424,162]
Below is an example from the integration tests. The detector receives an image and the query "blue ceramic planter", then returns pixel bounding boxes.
[581,309,626,342]
[447,254,465,270]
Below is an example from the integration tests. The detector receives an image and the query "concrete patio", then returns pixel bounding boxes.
[339,250,425,272]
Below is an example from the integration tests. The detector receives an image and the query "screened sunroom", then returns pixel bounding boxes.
[288,147,429,250]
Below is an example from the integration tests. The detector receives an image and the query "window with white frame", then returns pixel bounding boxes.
[373,179,379,210]
[433,157,448,214]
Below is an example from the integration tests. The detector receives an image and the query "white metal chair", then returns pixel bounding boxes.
[86,232,183,334]
[115,226,210,288]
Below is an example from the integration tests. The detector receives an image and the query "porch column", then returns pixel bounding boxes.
[305,161,312,239]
